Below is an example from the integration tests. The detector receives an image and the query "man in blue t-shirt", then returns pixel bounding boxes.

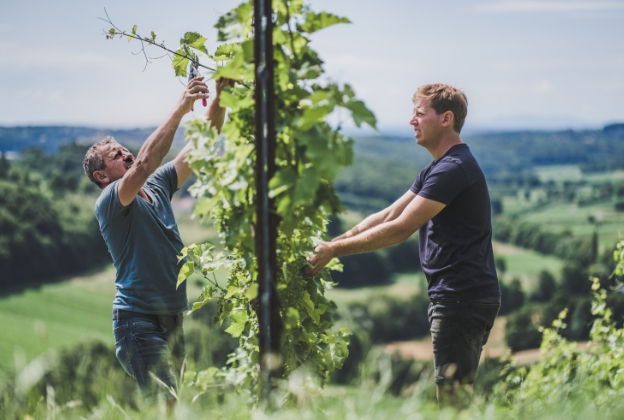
[309,83,500,406]
[82,77,229,401]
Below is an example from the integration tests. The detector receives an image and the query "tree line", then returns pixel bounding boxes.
[0,145,108,293]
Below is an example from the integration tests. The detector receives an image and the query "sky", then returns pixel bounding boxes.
[1,0,623,134]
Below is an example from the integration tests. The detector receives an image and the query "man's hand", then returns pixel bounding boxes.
[215,78,236,94]
[307,241,336,276]
[177,76,209,114]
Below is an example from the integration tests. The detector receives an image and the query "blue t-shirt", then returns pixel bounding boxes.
[95,162,187,314]
[410,143,500,301]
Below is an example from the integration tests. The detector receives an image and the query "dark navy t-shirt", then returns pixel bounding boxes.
[409,143,500,301]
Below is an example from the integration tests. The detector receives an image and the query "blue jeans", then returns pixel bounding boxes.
[112,309,185,400]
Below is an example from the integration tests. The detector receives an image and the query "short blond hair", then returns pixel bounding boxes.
[413,84,468,133]
[83,136,117,188]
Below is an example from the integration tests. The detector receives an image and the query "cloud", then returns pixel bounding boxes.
[476,1,624,13]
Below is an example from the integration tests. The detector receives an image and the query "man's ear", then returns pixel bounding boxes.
[442,111,454,127]
[93,170,108,185]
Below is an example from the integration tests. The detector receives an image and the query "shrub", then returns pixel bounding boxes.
[332,252,392,288]
[530,270,556,302]
[505,305,542,352]
[500,278,525,315]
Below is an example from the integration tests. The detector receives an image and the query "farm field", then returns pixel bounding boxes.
[0,206,215,373]
[327,271,426,305]
[520,202,623,250]
[493,241,564,291]
[0,195,589,374]
[0,267,115,373]
[500,166,624,250]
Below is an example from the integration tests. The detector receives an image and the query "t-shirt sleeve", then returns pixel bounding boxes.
[148,161,179,200]
[416,160,468,205]
[409,174,423,194]
[95,180,128,226]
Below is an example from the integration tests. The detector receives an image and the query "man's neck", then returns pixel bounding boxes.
[427,133,462,161]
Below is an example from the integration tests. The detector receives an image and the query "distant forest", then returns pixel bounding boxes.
[0,123,623,294]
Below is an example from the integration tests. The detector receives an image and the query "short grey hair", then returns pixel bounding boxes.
[83,136,117,187]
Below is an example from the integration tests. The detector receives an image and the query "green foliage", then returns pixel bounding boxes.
[341,293,430,343]
[499,277,525,315]
[0,143,111,288]
[14,143,99,195]
[504,304,543,352]
[385,239,421,273]
[494,276,624,417]
[495,217,600,265]
[0,177,106,290]
[332,252,392,288]
[2,260,623,417]
[298,11,350,34]
[561,261,592,295]
[175,0,376,400]
[614,240,624,278]
[530,269,556,302]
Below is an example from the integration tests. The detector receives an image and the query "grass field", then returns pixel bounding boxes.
[327,271,426,305]
[500,166,624,251]
[0,194,591,373]
[520,201,623,251]
[0,203,215,374]
[534,164,583,183]
[493,241,564,291]
[0,267,115,373]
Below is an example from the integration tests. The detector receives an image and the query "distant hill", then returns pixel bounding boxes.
[0,126,186,153]
[1,124,623,208]
[334,124,624,211]
[346,124,624,176]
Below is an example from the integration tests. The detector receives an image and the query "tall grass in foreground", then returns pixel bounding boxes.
[2,245,623,419]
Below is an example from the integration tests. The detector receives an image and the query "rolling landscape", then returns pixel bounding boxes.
[1,123,623,416]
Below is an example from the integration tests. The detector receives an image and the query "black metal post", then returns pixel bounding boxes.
[253,0,280,401]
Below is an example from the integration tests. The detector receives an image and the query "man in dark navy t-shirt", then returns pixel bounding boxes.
[309,83,500,406]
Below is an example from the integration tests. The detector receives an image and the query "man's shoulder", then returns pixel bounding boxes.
[440,144,481,173]
[147,161,178,191]
[95,180,123,219]
[149,161,176,180]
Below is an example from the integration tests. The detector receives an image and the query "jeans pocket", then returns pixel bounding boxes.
[113,325,135,378]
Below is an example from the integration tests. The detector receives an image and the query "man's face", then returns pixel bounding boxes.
[409,97,444,147]
[95,142,134,185]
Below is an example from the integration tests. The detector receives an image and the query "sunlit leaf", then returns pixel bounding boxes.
[299,12,350,34]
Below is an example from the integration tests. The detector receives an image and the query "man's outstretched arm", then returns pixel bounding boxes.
[174,78,233,188]
[332,190,418,241]
[117,77,209,206]
[308,194,446,276]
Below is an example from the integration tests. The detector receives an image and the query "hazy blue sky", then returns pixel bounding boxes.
[1,0,623,133]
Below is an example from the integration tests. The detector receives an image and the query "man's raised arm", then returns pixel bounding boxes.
[174,78,233,188]
[117,77,209,206]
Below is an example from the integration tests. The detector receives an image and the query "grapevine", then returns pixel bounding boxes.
[125,0,378,399]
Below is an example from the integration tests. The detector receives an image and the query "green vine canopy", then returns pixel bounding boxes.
[108,0,377,399]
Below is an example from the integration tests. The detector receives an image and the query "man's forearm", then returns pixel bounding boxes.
[135,108,185,174]
[333,219,411,257]
[207,95,226,132]
[333,211,387,241]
